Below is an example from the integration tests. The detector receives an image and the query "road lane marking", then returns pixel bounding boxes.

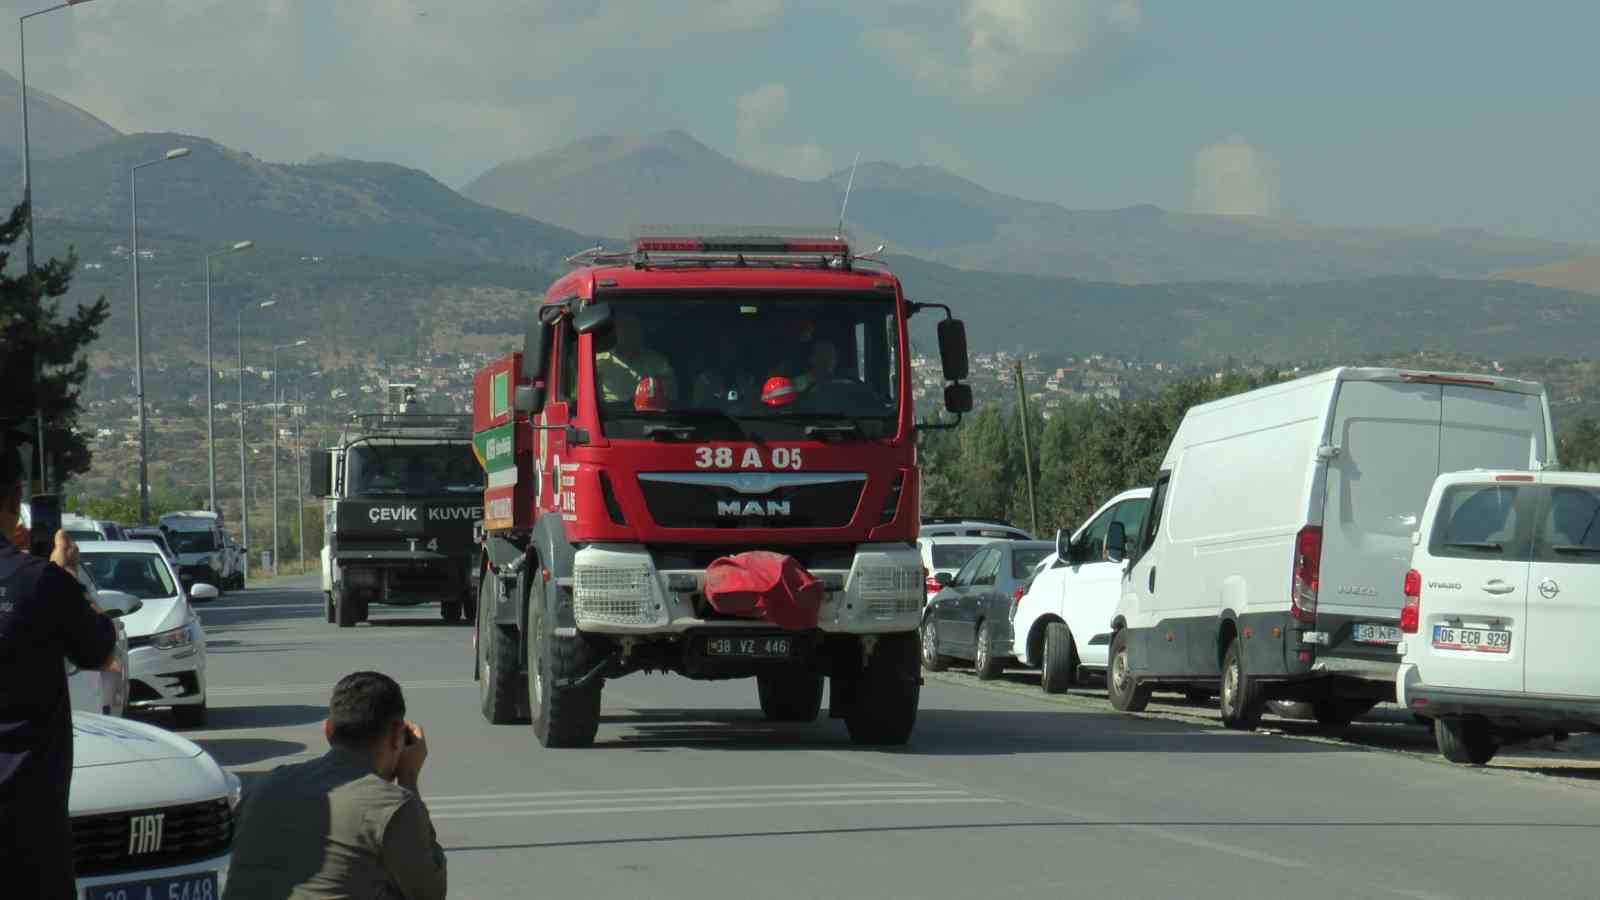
[207,679,472,697]
[428,782,940,802]
[202,603,324,612]
[431,790,972,812]
[431,796,1004,821]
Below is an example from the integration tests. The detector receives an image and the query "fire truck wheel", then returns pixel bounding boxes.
[757,671,824,722]
[478,575,527,725]
[844,633,921,746]
[335,586,362,628]
[529,582,603,748]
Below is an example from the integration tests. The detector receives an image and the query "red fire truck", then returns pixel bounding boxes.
[470,232,972,747]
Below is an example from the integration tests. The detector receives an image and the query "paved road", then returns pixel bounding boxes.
[171,577,1600,900]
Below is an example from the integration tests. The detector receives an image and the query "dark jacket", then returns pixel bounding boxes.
[0,542,117,899]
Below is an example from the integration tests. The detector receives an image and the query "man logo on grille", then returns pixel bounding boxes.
[129,812,165,855]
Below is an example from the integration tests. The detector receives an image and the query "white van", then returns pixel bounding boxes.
[1397,470,1600,764]
[159,511,234,593]
[1107,368,1554,730]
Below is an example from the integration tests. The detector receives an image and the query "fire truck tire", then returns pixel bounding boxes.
[757,672,824,722]
[529,582,603,748]
[335,586,362,628]
[478,575,527,725]
[844,633,920,746]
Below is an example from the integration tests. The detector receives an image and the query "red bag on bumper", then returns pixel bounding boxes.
[703,551,824,631]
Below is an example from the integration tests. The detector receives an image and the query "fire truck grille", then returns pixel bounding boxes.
[638,474,865,529]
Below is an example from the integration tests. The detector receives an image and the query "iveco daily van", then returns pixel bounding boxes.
[1107,368,1553,730]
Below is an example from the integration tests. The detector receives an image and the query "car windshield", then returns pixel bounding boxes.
[931,544,982,570]
[592,293,900,441]
[83,552,177,599]
[167,531,216,553]
[346,443,484,496]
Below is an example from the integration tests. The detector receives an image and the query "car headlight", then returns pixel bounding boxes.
[150,623,196,650]
[225,771,243,813]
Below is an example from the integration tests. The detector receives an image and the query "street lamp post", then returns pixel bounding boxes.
[272,340,308,575]
[204,240,254,513]
[237,300,276,584]
[294,383,306,568]
[131,146,191,524]
[19,0,98,491]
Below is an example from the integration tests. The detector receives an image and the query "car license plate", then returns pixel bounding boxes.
[88,871,219,900]
[1433,625,1511,654]
[704,636,794,658]
[1351,623,1403,644]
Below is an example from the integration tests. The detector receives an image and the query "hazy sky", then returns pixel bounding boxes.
[3,0,1596,242]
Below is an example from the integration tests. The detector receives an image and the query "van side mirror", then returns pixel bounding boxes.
[1054,528,1069,562]
[309,450,331,497]
[934,571,953,587]
[514,384,546,415]
[573,301,614,335]
[1105,521,1128,563]
[937,319,969,382]
[944,383,973,414]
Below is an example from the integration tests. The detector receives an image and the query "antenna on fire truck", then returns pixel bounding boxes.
[835,151,861,240]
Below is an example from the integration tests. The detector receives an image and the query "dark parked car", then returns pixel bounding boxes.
[921,540,1054,680]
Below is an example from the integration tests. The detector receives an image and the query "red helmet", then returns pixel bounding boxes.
[761,375,797,407]
[633,376,667,412]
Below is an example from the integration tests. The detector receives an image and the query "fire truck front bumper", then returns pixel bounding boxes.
[568,543,925,636]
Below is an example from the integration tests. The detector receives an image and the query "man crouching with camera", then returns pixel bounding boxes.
[227,671,446,899]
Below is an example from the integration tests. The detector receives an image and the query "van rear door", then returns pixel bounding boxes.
[1319,377,1550,674]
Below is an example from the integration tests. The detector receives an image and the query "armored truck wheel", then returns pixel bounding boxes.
[477,574,527,724]
[844,633,921,746]
[335,586,364,628]
[529,581,604,748]
[757,671,824,722]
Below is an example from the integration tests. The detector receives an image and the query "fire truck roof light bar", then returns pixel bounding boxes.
[633,236,851,256]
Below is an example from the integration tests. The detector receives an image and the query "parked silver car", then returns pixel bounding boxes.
[921,540,1054,680]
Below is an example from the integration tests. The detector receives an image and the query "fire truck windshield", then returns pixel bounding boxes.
[592,292,901,441]
[346,443,485,496]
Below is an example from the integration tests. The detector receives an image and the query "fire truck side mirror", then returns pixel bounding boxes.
[573,302,614,335]
[309,450,332,497]
[944,383,973,414]
[514,384,545,416]
[937,319,969,382]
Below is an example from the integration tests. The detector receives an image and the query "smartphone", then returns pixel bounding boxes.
[28,494,62,559]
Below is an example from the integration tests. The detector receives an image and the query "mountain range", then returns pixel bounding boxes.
[6,69,1600,373]
[465,130,1587,284]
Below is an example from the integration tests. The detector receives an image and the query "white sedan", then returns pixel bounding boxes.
[79,541,215,728]
[67,560,135,718]
[70,712,237,899]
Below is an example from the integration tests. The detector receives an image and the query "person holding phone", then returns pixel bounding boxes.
[0,446,119,898]
[227,671,447,899]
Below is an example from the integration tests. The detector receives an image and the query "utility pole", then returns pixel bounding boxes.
[1014,359,1040,536]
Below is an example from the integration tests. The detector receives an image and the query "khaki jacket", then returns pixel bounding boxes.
[226,747,447,900]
